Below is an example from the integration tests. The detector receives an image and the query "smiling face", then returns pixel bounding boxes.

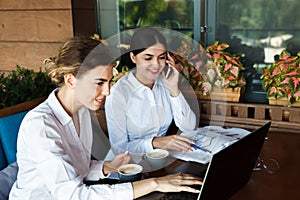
[74,64,113,111]
[130,43,167,87]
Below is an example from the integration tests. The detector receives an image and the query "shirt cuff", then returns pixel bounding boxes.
[115,183,134,200]
[170,92,185,113]
[85,160,109,181]
[91,182,134,200]
[145,137,155,152]
[169,91,183,104]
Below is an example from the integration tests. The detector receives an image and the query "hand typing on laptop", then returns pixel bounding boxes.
[133,173,202,198]
[154,173,202,193]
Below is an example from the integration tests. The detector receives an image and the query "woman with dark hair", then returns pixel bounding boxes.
[105,27,197,154]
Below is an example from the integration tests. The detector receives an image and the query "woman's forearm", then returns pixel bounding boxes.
[131,178,158,199]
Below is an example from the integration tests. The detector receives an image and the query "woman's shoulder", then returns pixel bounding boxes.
[19,101,65,143]
[21,90,65,128]
[20,103,54,131]
[24,89,69,122]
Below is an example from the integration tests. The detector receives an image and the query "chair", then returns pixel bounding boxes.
[0,97,45,199]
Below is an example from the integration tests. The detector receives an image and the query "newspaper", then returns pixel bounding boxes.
[169,126,251,164]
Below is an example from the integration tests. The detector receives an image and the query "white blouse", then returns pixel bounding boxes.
[105,71,196,154]
[9,89,133,200]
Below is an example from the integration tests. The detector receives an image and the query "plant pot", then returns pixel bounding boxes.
[196,87,242,102]
[268,97,300,107]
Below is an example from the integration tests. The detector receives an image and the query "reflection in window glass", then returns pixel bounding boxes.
[215,0,300,103]
[216,0,300,65]
[119,0,194,36]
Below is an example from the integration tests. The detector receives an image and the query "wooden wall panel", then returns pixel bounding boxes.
[0,11,73,42]
[0,0,71,10]
[0,42,62,71]
[0,0,73,72]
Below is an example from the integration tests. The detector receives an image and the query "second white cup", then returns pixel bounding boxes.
[146,149,169,170]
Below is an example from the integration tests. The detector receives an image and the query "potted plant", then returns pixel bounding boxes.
[0,65,56,111]
[174,40,246,102]
[172,42,206,92]
[260,50,300,106]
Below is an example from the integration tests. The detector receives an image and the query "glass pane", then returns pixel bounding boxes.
[118,0,194,35]
[215,0,300,103]
[216,0,300,64]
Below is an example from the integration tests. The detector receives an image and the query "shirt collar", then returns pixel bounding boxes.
[48,88,72,126]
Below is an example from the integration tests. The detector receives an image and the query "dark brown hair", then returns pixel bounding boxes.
[130,27,168,56]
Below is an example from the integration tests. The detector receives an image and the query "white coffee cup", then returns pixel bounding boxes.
[146,149,169,170]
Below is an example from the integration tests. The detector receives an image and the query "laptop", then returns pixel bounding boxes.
[137,122,271,200]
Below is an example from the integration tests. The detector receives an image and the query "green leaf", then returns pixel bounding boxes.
[0,65,56,109]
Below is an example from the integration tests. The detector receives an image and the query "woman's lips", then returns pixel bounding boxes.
[148,68,161,75]
[95,98,105,105]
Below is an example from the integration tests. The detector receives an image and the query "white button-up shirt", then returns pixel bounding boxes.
[9,89,133,200]
[105,71,196,154]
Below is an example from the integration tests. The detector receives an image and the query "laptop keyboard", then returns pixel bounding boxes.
[159,192,199,200]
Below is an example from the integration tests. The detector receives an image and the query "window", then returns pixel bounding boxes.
[212,0,300,64]
[96,0,197,39]
[119,0,194,32]
[206,0,300,103]
[96,0,300,103]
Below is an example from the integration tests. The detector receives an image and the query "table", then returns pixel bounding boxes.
[141,131,300,200]
[229,131,299,200]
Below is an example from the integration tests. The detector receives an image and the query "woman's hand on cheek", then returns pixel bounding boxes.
[103,151,131,174]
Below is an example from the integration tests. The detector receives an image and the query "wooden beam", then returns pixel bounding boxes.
[0,0,71,10]
[0,97,46,118]
[199,100,300,134]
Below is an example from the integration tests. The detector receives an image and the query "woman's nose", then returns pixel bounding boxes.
[153,58,164,66]
[101,83,110,96]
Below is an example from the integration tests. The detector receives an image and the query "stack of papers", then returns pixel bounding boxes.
[169,126,251,164]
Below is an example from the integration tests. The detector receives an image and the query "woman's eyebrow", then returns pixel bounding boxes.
[94,78,108,82]
[158,52,167,57]
[143,52,167,57]
[143,53,154,57]
[95,76,114,82]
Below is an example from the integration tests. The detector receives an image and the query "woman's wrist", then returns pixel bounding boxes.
[151,178,159,191]
[132,178,158,198]
[142,178,158,191]
[103,161,115,175]
[152,137,160,149]
[169,89,180,97]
